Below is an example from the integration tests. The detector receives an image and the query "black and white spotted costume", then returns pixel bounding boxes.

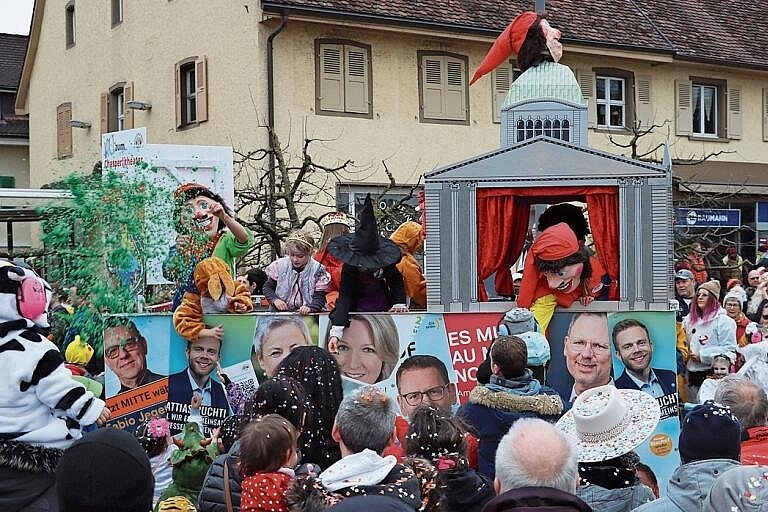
[0,260,106,511]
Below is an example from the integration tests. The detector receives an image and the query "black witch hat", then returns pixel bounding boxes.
[327,194,401,269]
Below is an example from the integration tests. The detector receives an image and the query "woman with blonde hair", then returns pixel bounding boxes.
[326,314,400,384]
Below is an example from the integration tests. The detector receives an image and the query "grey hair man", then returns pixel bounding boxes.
[714,374,768,465]
[297,386,422,511]
[483,418,591,512]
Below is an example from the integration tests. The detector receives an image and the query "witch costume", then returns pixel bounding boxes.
[327,194,407,342]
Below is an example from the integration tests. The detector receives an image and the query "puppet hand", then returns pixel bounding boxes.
[327,336,339,354]
[298,306,311,315]
[273,299,289,311]
[209,201,227,219]
[200,325,224,342]
[96,406,111,426]
[579,295,595,306]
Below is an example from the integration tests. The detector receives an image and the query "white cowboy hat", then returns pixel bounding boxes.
[556,385,660,463]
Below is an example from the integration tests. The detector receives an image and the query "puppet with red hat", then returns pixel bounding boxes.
[517,219,610,333]
[471,11,566,82]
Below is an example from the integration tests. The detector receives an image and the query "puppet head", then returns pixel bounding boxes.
[531,223,590,294]
[0,260,52,329]
[173,183,232,238]
[470,12,563,84]
[193,257,236,301]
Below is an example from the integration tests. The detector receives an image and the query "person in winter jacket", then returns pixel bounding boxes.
[286,387,422,511]
[634,401,741,512]
[263,230,330,314]
[457,335,563,479]
[389,221,427,310]
[0,260,110,512]
[404,406,493,512]
[682,280,737,399]
[484,417,591,512]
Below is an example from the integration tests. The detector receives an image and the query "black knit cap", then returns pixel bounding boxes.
[679,401,741,464]
[56,428,154,512]
[327,194,401,269]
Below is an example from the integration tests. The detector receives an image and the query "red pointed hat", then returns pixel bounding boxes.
[470,11,539,85]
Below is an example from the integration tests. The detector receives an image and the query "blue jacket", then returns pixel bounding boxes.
[614,367,677,397]
[633,459,739,512]
[457,380,563,479]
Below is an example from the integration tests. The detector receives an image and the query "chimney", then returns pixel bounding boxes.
[535,0,546,14]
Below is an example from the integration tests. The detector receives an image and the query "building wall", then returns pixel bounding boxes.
[24,4,768,192]
[0,144,31,248]
[26,0,269,187]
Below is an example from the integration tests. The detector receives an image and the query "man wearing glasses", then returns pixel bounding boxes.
[103,318,164,393]
[384,355,465,461]
[563,312,614,401]
[457,336,563,479]
[395,355,456,419]
[613,318,677,399]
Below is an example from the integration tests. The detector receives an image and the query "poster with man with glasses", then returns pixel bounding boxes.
[546,309,680,497]
[103,315,169,432]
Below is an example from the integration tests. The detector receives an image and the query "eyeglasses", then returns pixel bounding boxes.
[567,339,610,355]
[105,337,141,359]
[400,384,450,407]
[696,292,711,299]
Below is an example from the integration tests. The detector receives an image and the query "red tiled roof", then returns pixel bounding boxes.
[261,0,765,70]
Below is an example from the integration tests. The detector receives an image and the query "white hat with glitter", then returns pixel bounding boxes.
[556,385,660,463]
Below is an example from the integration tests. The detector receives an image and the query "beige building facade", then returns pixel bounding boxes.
[15,1,768,223]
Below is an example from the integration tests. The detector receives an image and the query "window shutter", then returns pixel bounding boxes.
[174,61,182,128]
[195,56,208,122]
[123,81,134,129]
[319,44,344,112]
[763,88,768,142]
[100,92,109,134]
[492,63,512,123]
[727,86,742,140]
[421,57,444,120]
[675,80,692,136]
[443,57,466,121]
[577,71,596,127]
[344,45,369,114]
[57,102,72,159]
[635,75,652,129]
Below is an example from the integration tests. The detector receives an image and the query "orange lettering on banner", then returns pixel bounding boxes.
[106,378,169,417]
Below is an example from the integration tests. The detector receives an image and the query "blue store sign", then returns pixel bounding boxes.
[674,208,741,228]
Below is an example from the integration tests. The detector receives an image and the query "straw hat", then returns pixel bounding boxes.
[556,385,660,463]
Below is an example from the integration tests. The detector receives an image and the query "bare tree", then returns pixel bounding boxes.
[233,124,422,269]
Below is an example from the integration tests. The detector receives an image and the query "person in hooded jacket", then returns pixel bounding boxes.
[634,402,741,512]
[457,335,563,479]
[389,221,426,310]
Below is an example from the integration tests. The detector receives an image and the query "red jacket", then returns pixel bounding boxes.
[741,426,768,465]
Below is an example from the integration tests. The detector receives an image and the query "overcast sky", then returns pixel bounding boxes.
[1,0,34,35]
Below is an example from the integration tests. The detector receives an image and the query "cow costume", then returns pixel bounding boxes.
[0,260,108,511]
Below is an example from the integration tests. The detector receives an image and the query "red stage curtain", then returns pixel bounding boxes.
[476,186,619,301]
[585,190,620,300]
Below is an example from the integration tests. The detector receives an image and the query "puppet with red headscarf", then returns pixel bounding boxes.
[517,221,610,333]
[470,11,567,86]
